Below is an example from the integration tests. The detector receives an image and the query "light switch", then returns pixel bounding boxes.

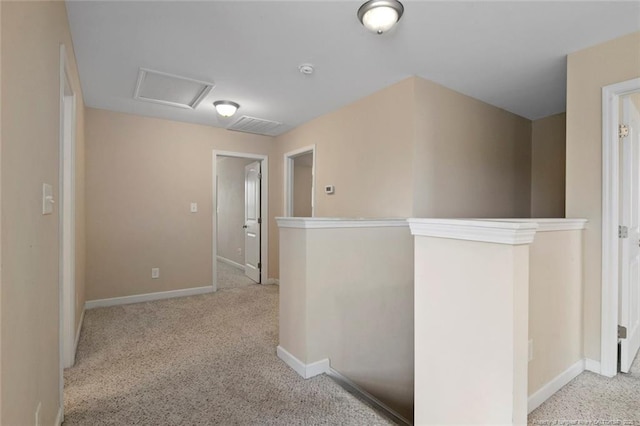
[42,183,54,215]
[190,202,198,213]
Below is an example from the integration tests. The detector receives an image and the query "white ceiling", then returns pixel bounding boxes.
[66,1,640,136]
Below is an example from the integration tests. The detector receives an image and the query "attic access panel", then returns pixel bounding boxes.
[133,68,214,109]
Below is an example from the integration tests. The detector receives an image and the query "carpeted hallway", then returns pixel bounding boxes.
[528,352,640,424]
[63,283,393,425]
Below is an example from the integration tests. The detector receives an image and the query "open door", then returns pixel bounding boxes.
[620,95,640,372]
[244,161,261,283]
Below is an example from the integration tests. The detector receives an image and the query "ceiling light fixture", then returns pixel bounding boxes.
[213,100,240,117]
[357,0,404,35]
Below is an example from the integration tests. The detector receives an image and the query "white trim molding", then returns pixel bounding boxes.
[85,286,214,309]
[528,359,585,414]
[276,217,409,229]
[217,255,244,271]
[486,218,588,232]
[601,78,640,378]
[276,345,329,379]
[585,358,601,374]
[55,406,63,426]
[408,218,538,245]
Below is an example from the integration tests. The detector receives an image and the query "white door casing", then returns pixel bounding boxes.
[244,161,261,283]
[620,96,640,373]
[602,78,640,378]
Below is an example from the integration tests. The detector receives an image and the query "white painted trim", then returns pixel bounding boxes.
[217,255,244,271]
[283,145,316,217]
[276,217,409,229]
[85,286,214,309]
[485,218,588,232]
[55,406,63,426]
[408,218,538,245]
[213,151,269,290]
[585,358,601,374]
[527,359,585,414]
[276,345,330,379]
[73,307,85,356]
[601,78,640,378]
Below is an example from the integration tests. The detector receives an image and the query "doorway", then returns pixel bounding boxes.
[601,77,640,377]
[59,44,77,420]
[212,151,269,291]
[284,145,315,217]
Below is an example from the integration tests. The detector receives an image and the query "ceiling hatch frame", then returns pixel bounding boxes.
[133,68,215,110]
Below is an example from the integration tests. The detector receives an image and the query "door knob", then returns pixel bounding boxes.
[243,225,248,229]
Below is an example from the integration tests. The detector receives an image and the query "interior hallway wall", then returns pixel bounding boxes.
[1,1,86,424]
[412,77,532,218]
[565,31,640,362]
[85,108,273,301]
[217,157,254,266]
[531,113,566,218]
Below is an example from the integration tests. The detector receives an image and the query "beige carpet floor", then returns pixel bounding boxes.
[64,284,394,425]
[528,351,640,425]
[217,260,256,289]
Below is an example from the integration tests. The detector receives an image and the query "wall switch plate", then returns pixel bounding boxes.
[528,339,534,362]
[190,202,198,213]
[151,268,160,279]
[42,183,54,215]
[324,185,335,195]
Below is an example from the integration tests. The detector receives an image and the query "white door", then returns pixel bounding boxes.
[244,161,261,283]
[620,96,640,373]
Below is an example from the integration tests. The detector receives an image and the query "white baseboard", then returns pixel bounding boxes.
[85,286,214,309]
[74,307,85,354]
[585,358,601,374]
[528,359,585,413]
[55,406,63,426]
[217,255,244,271]
[266,278,280,285]
[276,345,329,379]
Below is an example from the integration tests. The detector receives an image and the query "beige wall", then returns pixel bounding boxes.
[528,230,583,395]
[293,157,312,217]
[1,1,85,424]
[531,113,566,218]
[217,156,254,266]
[413,78,532,218]
[85,108,273,300]
[413,234,529,425]
[278,220,414,421]
[566,32,640,361]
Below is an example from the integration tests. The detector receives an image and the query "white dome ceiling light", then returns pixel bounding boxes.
[357,0,404,35]
[213,100,240,117]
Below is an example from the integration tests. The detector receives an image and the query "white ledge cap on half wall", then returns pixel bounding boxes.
[407,218,588,245]
[275,217,409,229]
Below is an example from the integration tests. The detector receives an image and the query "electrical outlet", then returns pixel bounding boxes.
[151,268,160,279]
[190,202,198,213]
[528,339,534,362]
[35,401,41,426]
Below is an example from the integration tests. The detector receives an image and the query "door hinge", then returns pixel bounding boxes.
[619,225,629,238]
[620,124,630,139]
[258,218,262,224]
[258,173,262,179]
[619,325,628,339]
[258,262,262,269]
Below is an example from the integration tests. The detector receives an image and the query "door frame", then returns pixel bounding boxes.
[283,145,316,217]
[601,77,640,377]
[212,150,269,290]
[58,44,77,419]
